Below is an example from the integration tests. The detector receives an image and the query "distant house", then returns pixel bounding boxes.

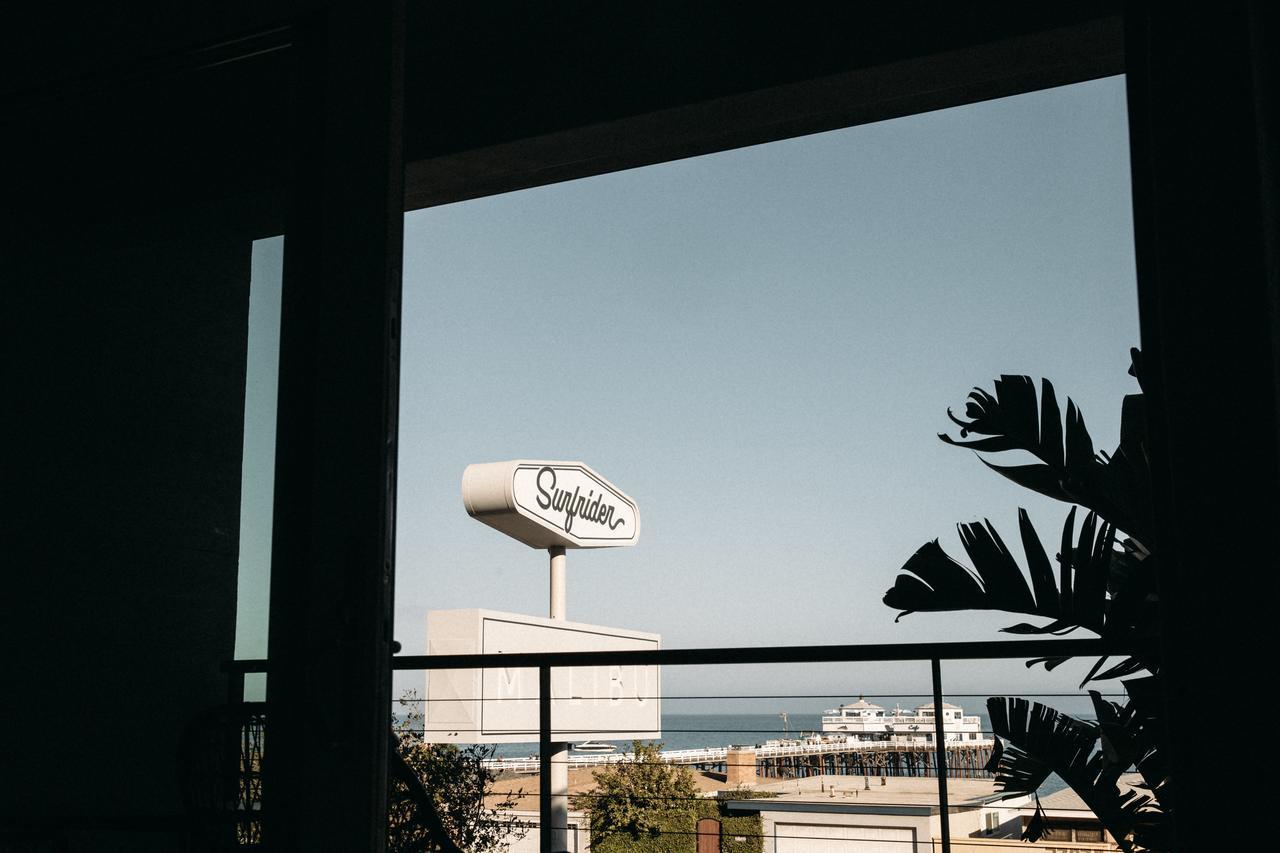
[1007,781,1147,850]
[723,775,1032,853]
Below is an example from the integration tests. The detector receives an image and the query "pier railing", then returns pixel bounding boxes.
[227,637,1141,853]
[479,737,999,775]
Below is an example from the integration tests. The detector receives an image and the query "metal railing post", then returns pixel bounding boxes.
[931,657,951,853]
[539,663,553,853]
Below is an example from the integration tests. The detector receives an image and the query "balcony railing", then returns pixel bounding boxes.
[226,637,1143,853]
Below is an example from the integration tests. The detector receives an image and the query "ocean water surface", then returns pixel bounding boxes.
[403,694,1103,795]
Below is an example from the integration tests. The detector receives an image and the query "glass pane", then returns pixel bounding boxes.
[396,75,1145,852]
[235,235,285,701]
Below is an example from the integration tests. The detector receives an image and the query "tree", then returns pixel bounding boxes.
[882,350,1171,852]
[575,741,700,849]
[388,691,529,853]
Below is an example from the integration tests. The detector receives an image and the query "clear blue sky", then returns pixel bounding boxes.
[249,76,1141,712]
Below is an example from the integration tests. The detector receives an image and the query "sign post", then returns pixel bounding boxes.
[545,544,567,853]
[458,460,643,853]
[550,545,566,620]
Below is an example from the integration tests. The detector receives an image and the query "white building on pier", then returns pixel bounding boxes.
[821,698,984,744]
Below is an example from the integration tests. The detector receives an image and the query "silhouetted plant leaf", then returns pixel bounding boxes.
[944,435,1023,453]
[884,353,1169,850]
[1019,508,1058,614]
[884,540,986,615]
[1104,548,1157,642]
[1023,793,1050,843]
[1040,379,1064,469]
[1090,688,1172,852]
[982,723,1052,790]
[1127,347,1145,391]
[1092,657,1148,682]
[958,520,1036,612]
[941,375,1151,545]
[988,697,1159,853]
[976,458,1067,498]
[885,508,1116,643]
[1079,655,1111,686]
[1025,655,1071,671]
[1059,506,1076,618]
[1001,618,1078,635]
[1062,507,1113,634]
[1114,679,1172,803]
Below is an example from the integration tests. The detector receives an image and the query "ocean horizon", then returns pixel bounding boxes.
[400,694,1104,795]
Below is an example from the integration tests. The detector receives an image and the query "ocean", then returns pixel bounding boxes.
[405,694,1102,794]
[476,694,1099,754]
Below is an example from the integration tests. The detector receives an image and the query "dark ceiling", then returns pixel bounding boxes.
[404,1,1123,161]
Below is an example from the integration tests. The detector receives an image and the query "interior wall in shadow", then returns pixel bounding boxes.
[6,210,253,848]
[3,40,293,850]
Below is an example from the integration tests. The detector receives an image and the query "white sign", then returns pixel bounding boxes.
[424,609,661,743]
[461,460,640,549]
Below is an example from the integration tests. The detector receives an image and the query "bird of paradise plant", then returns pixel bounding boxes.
[883,350,1170,852]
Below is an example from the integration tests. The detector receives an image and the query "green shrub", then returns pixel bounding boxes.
[580,742,765,852]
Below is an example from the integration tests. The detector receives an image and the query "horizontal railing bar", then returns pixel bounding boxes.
[226,637,1134,673]
[395,691,1125,701]
[414,728,1003,734]
[399,637,1127,669]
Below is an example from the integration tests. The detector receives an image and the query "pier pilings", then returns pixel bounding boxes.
[750,743,993,781]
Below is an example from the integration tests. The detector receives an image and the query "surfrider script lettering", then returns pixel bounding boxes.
[534,466,628,535]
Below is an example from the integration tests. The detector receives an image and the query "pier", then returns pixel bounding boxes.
[485,738,995,780]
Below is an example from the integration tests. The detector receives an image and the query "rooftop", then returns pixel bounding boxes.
[743,775,1016,811]
[487,767,733,811]
[1032,774,1146,815]
[836,698,885,710]
[491,769,1034,817]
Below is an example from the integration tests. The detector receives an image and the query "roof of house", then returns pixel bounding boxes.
[720,775,1033,817]
[1024,774,1147,816]
[838,698,885,710]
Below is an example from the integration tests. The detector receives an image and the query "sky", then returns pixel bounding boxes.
[239,76,1140,712]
